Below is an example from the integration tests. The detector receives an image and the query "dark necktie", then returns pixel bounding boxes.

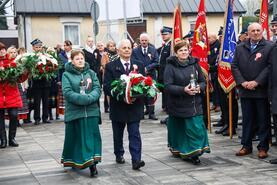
[124,63,130,74]
[143,48,147,56]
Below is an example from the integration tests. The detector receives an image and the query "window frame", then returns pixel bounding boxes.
[62,23,81,47]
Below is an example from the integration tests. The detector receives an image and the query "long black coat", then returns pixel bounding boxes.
[269,43,277,114]
[231,38,274,98]
[103,58,145,122]
[164,56,206,118]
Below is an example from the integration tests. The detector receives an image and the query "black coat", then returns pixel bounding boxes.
[208,40,220,74]
[103,58,145,122]
[231,38,274,98]
[157,41,171,83]
[131,45,159,79]
[164,56,206,118]
[269,43,277,114]
[83,48,100,75]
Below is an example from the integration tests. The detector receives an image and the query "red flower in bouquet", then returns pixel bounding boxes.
[10,62,17,68]
[131,76,144,85]
[45,65,49,72]
[39,68,44,74]
[3,63,9,68]
[144,76,153,86]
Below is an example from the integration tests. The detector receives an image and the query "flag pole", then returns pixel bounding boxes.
[206,78,211,133]
[229,90,233,139]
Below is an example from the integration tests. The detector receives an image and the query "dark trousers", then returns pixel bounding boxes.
[145,97,155,116]
[0,108,18,140]
[219,88,238,128]
[33,87,49,121]
[111,120,142,162]
[104,94,109,111]
[211,73,220,106]
[240,98,270,151]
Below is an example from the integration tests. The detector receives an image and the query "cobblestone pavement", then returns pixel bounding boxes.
[1,96,277,185]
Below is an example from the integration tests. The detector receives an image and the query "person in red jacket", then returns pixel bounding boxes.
[0,42,28,148]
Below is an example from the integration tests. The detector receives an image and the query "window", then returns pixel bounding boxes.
[63,23,80,46]
[190,21,196,31]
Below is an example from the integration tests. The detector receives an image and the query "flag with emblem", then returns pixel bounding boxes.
[259,0,270,40]
[218,0,236,93]
[191,0,209,77]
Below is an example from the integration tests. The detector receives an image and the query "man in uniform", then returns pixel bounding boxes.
[31,39,52,125]
[157,26,172,124]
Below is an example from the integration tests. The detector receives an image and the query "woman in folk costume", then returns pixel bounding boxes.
[57,40,73,115]
[0,42,28,148]
[164,41,210,165]
[61,50,102,177]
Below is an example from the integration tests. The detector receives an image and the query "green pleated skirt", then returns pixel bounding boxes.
[61,117,102,169]
[167,115,210,159]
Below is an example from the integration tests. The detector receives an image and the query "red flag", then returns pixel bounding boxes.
[172,3,183,48]
[259,0,270,40]
[191,0,209,76]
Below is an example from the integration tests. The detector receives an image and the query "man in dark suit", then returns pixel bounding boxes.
[231,23,274,159]
[131,33,159,120]
[104,39,145,170]
[157,26,172,124]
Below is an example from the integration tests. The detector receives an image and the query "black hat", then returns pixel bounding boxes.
[271,14,277,24]
[183,30,194,39]
[30,38,43,46]
[218,26,223,36]
[160,26,172,35]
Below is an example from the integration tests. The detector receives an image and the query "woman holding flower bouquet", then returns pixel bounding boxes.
[0,42,28,148]
[61,50,102,177]
[164,41,210,165]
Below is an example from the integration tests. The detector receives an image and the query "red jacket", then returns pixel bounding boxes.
[0,54,28,109]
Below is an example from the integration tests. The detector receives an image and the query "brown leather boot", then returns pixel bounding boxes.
[236,148,252,156]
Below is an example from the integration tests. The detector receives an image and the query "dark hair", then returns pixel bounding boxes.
[64,40,72,46]
[173,41,190,53]
[71,49,85,60]
[0,42,6,50]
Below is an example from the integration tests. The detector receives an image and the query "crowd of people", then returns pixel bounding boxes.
[1,14,277,177]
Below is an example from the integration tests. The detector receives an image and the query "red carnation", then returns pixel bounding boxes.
[3,63,9,68]
[39,68,44,74]
[45,66,49,72]
[10,62,17,68]
[131,76,144,85]
[144,76,153,86]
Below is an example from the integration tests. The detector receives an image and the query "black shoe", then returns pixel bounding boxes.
[34,120,40,125]
[149,115,158,120]
[56,116,60,120]
[270,158,277,164]
[89,165,98,177]
[215,125,228,134]
[0,139,7,148]
[23,119,32,124]
[9,139,19,147]
[43,120,51,124]
[222,130,237,136]
[252,135,259,141]
[132,160,145,170]
[213,121,223,127]
[144,111,149,115]
[116,156,125,164]
[191,156,201,165]
[160,118,168,124]
[49,116,53,121]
